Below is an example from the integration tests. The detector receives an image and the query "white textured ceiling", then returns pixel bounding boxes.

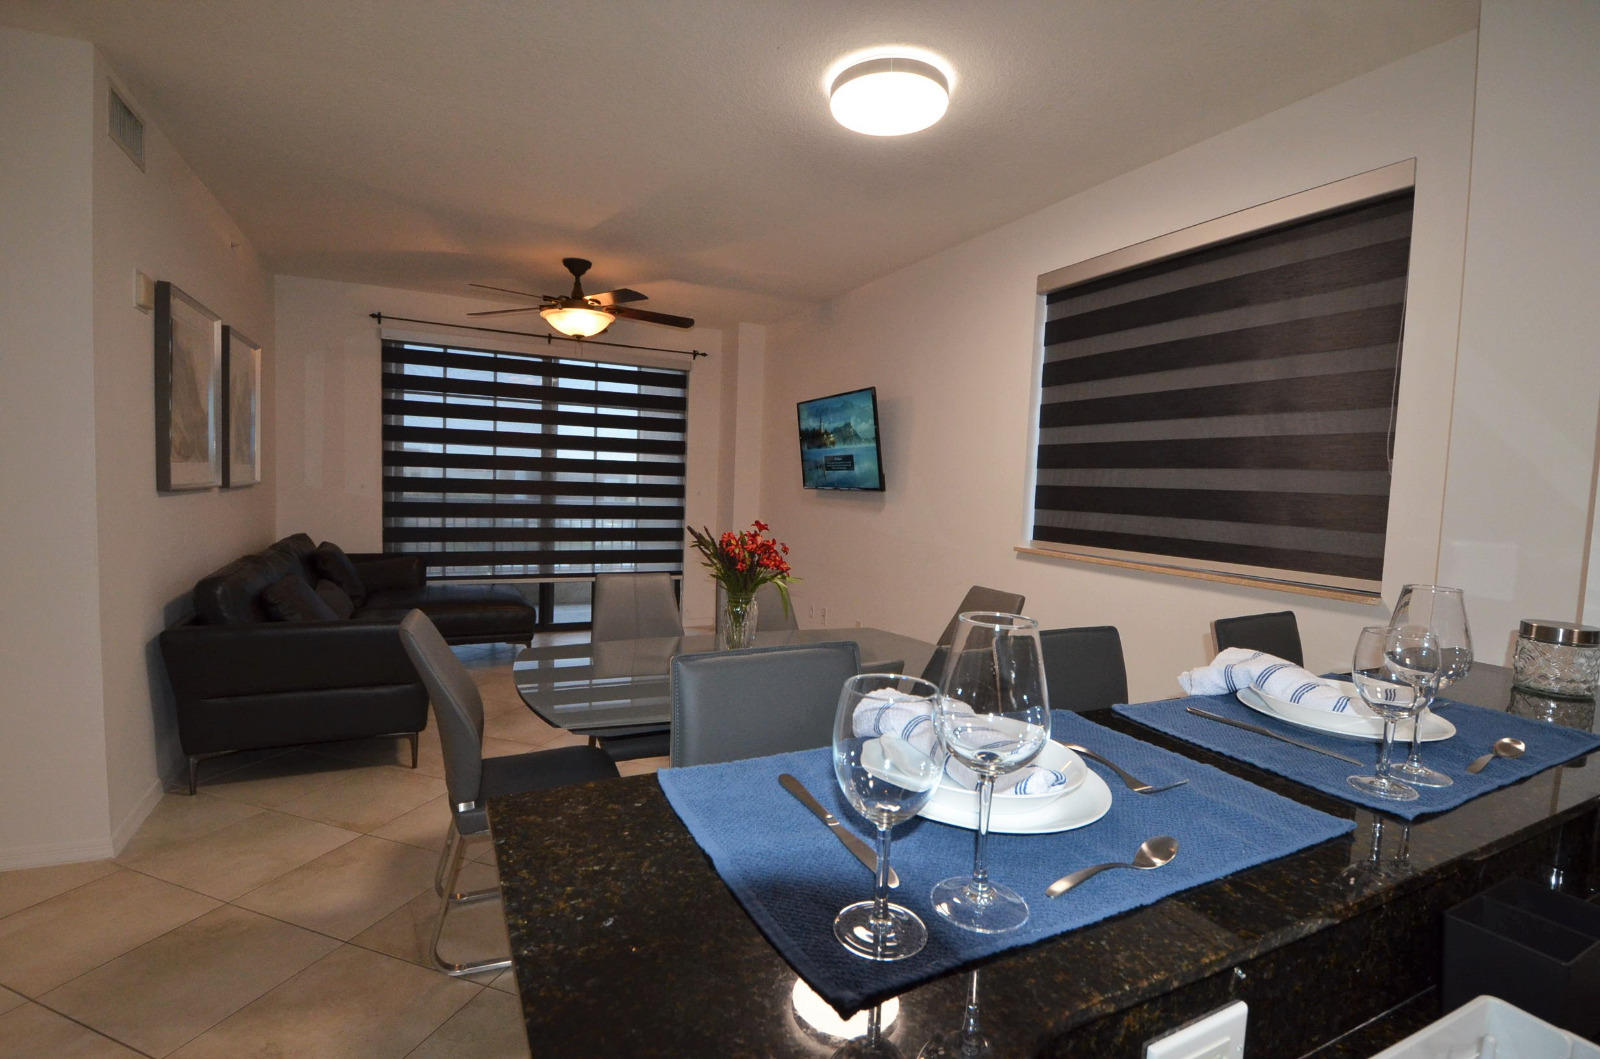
[3,0,1477,328]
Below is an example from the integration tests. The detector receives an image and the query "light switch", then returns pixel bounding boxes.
[134,270,155,312]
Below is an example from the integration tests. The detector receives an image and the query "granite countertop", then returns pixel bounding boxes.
[491,665,1600,1057]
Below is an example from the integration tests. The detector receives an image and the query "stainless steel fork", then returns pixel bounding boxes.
[1063,744,1189,794]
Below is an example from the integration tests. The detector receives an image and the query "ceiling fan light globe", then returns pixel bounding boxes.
[829,58,949,136]
[540,305,614,337]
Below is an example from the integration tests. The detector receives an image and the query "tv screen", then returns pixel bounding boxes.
[797,386,885,491]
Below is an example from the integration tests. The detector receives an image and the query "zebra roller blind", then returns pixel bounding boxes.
[1031,173,1414,595]
[381,340,687,580]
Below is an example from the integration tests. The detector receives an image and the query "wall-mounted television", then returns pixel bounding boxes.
[796,386,885,491]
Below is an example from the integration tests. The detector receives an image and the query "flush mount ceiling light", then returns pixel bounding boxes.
[829,56,950,136]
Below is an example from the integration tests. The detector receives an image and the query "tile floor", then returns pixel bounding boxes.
[0,643,667,1058]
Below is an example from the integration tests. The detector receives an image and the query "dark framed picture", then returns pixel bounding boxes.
[154,281,223,491]
[222,325,262,488]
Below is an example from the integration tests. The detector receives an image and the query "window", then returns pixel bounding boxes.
[1028,163,1415,598]
[381,341,687,592]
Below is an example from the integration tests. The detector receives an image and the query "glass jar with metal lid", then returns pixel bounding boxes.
[1513,619,1600,698]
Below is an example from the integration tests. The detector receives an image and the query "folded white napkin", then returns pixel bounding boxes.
[1177,648,1362,713]
[854,690,1068,796]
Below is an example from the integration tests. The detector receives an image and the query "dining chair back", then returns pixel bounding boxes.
[669,641,861,767]
[399,610,618,976]
[1213,610,1304,665]
[920,644,950,685]
[1040,626,1129,711]
[934,585,1027,647]
[592,572,682,641]
[755,581,798,631]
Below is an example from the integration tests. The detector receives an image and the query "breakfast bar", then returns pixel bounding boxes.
[491,665,1600,1056]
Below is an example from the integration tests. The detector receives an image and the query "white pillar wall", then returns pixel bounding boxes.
[1438,0,1600,659]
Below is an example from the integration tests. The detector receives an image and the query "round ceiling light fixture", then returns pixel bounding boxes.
[829,55,950,136]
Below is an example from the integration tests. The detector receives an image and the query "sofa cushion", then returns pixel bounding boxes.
[357,583,535,642]
[262,573,337,622]
[314,579,356,619]
[314,542,367,606]
[194,547,303,624]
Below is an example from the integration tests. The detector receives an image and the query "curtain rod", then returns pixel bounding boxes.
[369,312,707,359]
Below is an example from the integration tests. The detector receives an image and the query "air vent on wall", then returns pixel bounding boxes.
[108,87,145,170]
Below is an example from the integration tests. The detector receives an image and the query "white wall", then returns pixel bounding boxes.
[0,28,113,866]
[272,275,731,626]
[0,28,276,868]
[761,34,1482,701]
[91,57,276,842]
[1439,0,1600,656]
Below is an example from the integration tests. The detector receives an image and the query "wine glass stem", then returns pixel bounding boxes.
[1376,718,1396,780]
[968,775,996,899]
[1405,688,1435,765]
[959,969,982,1044]
[872,825,894,929]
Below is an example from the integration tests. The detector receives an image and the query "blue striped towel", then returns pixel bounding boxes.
[854,689,1069,796]
[1178,649,1362,714]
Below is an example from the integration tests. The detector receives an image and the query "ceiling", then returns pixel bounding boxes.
[3,0,1478,329]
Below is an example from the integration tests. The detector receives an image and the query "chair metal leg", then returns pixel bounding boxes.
[407,731,419,768]
[187,756,199,796]
[431,822,511,977]
[433,822,460,898]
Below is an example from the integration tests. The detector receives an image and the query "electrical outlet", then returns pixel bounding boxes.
[819,607,827,625]
[1143,1001,1246,1059]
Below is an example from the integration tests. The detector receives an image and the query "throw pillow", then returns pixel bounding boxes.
[261,573,337,622]
[314,541,367,606]
[314,578,355,619]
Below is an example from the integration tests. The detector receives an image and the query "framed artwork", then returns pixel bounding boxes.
[154,281,223,491]
[222,325,262,488]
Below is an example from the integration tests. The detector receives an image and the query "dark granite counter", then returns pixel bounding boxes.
[492,664,1600,1057]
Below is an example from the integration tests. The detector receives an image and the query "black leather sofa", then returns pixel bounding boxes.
[160,533,537,792]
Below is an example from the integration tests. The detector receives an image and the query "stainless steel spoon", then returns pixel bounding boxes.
[1046,835,1179,898]
[1466,737,1527,774]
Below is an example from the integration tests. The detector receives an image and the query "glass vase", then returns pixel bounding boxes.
[717,587,758,649]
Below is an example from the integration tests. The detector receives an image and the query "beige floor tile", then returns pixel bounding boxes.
[114,793,264,864]
[0,859,120,920]
[168,945,477,1059]
[235,836,437,940]
[0,986,23,1015]
[370,795,452,853]
[616,755,669,778]
[273,765,445,833]
[0,869,218,996]
[529,728,591,751]
[303,733,424,770]
[119,810,358,901]
[198,749,355,808]
[40,905,338,1057]
[408,985,531,1059]
[351,860,507,979]
[488,969,518,995]
[482,707,570,746]
[0,1003,143,1058]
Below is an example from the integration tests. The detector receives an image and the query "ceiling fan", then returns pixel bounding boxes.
[468,257,695,337]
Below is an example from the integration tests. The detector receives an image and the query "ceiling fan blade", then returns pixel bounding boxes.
[610,305,695,328]
[466,306,547,317]
[587,287,649,307]
[468,282,553,301]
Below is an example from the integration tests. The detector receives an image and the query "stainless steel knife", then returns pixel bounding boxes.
[1185,706,1365,766]
[778,773,900,888]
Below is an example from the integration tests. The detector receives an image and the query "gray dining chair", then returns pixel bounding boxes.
[592,572,683,641]
[669,641,861,767]
[1040,626,1129,711]
[1213,610,1303,666]
[398,610,619,976]
[755,581,799,631]
[934,585,1027,647]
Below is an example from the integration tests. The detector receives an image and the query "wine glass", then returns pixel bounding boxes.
[929,612,1051,934]
[1390,585,1473,788]
[832,673,947,961]
[1347,624,1432,803]
[916,970,990,1059]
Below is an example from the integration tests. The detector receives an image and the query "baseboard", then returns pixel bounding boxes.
[0,835,117,872]
[110,775,168,856]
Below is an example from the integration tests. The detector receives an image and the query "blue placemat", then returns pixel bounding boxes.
[1113,694,1600,821]
[656,711,1352,1014]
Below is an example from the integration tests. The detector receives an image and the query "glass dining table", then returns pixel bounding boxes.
[512,626,938,749]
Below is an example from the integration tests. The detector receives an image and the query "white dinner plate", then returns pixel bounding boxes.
[1237,685,1456,743]
[928,740,1089,820]
[918,769,1112,834]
